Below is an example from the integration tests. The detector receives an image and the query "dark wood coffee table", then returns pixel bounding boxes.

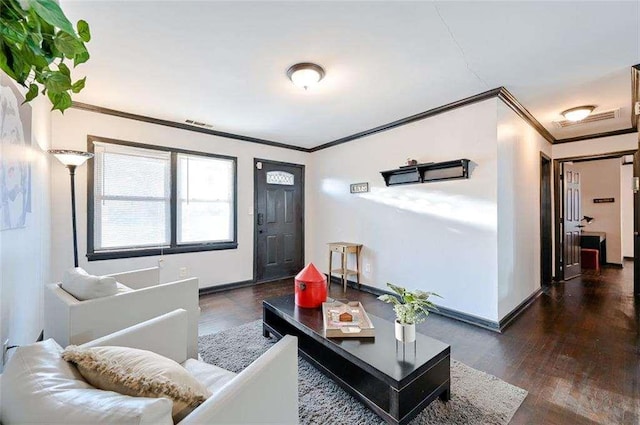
[263,295,450,425]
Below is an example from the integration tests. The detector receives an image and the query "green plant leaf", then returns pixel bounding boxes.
[3,0,28,19]
[48,90,72,112]
[58,62,70,77]
[76,20,90,42]
[386,283,406,297]
[54,31,83,58]
[24,83,39,102]
[71,76,85,93]
[378,294,399,305]
[44,71,71,92]
[0,41,19,80]
[30,0,75,35]
[73,50,89,67]
[0,19,28,45]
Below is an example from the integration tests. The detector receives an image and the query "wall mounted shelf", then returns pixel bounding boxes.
[380,159,470,186]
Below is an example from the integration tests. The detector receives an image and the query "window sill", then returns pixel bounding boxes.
[87,242,238,261]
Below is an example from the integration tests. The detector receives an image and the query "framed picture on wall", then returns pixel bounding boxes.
[0,72,32,231]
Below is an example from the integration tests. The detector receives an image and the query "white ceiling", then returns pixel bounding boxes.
[61,1,640,148]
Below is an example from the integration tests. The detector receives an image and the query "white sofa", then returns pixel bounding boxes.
[44,267,200,359]
[0,309,299,424]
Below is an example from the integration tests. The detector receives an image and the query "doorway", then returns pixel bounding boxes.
[540,153,552,285]
[253,159,305,282]
[553,149,638,288]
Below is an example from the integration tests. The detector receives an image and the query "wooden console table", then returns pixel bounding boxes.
[328,242,363,292]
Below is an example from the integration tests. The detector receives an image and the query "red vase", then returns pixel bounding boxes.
[294,263,327,308]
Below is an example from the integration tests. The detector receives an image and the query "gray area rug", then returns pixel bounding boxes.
[199,320,527,425]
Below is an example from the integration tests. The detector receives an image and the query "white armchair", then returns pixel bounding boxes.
[0,310,299,425]
[83,310,300,424]
[44,267,200,359]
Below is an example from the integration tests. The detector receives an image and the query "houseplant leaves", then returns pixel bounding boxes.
[0,0,90,112]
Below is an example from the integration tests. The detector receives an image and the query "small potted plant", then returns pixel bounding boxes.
[378,283,441,343]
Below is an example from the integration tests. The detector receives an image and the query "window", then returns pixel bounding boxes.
[177,154,234,244]
[88,137,237,260]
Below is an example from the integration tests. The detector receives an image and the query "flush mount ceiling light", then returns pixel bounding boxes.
[561,105,596,122]
[286,62,325,90]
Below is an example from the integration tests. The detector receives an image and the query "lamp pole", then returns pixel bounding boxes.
[67,164,79,267]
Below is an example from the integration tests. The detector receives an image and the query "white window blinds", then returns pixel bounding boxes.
[177,154,234,244]
[94,142,171,251]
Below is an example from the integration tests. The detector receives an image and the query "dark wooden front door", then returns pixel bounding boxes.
[563,163,582,280]
[254,159,304,282]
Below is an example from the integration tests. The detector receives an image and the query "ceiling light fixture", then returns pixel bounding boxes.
[287,62,325,90]
[561,105,596,122]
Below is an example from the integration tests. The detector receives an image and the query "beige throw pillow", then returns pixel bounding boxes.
[62,345,211,422]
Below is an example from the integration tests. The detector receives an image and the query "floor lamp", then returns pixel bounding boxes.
[49,150,94,268]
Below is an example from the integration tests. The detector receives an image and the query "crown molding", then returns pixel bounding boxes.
[309,88,503,152]
[554,127,637,144]
[496,87,555,143]
[71,101,311,153]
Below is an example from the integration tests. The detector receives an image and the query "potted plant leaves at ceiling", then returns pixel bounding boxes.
[0,0,91,112]
[378,283,441,343]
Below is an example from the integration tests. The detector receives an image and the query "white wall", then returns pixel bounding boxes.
[496,103,552,320]
[573,158,622,265]
[621,162,634,258]
[307,99,500,322]
[1,79,51,354]
[50,109,309,289]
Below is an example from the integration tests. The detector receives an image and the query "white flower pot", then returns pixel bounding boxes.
[395,320,416,343]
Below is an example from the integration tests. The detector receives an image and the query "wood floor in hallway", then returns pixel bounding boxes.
[199,261,639,425]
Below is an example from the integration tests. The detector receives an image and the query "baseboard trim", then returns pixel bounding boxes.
[623,256,634,261]
[604,263,624,269]
[199,280,255,295]
[498,288,543,331]
[327,275,502,332]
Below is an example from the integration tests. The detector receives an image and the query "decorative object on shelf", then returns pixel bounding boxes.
[380,159,470,186]
[49,149,94,267]
[328,242,363,292]
[294,263,327,308]
[322,300,375,338]
[349,182,369,194]
[286,62,325,90]
[406,158,418,166]
[378,283,440,344]
[593,198,615,203]
[0,0,91,112]
[338,311,353,322]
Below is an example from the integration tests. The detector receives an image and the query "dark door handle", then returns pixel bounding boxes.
[257,213,264,226]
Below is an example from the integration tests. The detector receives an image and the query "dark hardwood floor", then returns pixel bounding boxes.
[199,261,639,425]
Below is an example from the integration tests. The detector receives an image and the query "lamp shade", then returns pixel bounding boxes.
[48,149,94,167]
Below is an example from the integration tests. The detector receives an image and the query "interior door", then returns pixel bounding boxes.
[254,159,304,282]
[634,148,639,295]
[540,154,553,285]
[563,163,582,280]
